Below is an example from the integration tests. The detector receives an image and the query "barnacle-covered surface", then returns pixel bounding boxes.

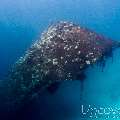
[5,21,120,111]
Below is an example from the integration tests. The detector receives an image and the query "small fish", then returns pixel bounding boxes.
[1,21,120,113]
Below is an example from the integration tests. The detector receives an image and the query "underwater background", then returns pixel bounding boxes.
[0,0,120,120]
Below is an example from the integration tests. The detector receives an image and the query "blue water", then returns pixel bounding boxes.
[0,0,120,120]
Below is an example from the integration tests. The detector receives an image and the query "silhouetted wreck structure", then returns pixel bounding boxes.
[1,21,120,114]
